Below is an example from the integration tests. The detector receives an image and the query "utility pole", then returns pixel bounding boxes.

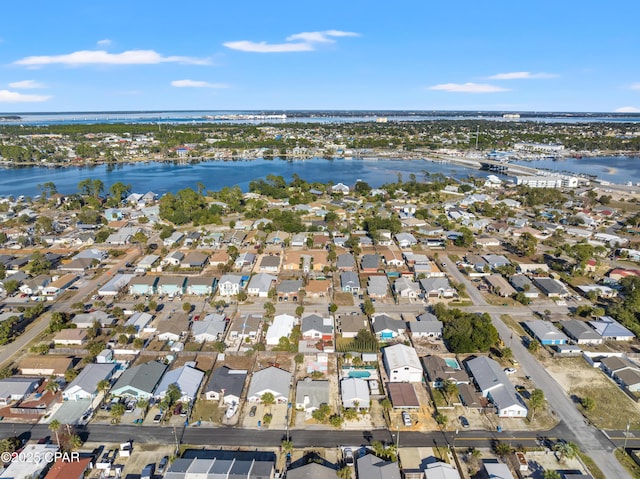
[623,419,631,453]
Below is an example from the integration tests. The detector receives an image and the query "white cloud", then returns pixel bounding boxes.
[14,49,211,66]
[615,106,640,113]
[286,30,360,43]
[8,80,46,89]
[429,83,509,93]
[171,79,228,88]
[0,90,51,103]
[223,41,313,53]
[97,39,112,46]
[631,83,640,91]
[224,30,359,53]
[487,71,557,80]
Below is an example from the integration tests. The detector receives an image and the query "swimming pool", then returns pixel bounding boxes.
[348,370,372,378]
[444,358,461,370]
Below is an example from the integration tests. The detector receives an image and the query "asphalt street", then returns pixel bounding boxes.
[441,254,632,479]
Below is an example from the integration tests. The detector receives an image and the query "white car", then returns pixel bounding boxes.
[504,368,517,375]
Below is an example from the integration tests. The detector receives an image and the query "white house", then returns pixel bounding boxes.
[467,356,527,418]
[247,273,276,297]
[341,377,370,409]
[154,365,204,404]
[218,274,244,296]
[383,344,423,383]
[62,363,116,401]
[266,314,297,346]
[247,366,292,403]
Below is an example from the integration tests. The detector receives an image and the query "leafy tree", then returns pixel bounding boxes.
[166,383,182,406]
[0,437,21,456]
[434,305,499,353]
[182,302,192,313]
[111,403,126,423]
[329,303,338,313]
[294,353,304,364]
[237,291,248,302]
[312,404,331,423]
[581,396,595,412]
[454,227,474,248]
[362,299,375,316]
[281,440,293,453]
[439,380,458,405]
[109,181,132,202]
[263,302,275,317]
[337,466,352,479]
[2,279,19,294]
[329,414,344,428]
[543,471,561,479]
[261,392,276,410]
[295,305,305,317]
[435,412,448,428]
[527,340,540,353]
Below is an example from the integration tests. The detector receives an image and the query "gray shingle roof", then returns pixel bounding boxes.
[112,361,168,396]
[205,366,247,399]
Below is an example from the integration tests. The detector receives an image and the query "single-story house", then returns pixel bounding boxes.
[394,277,420,299]
[247,273,276,297]
[53,329,88,346]
[204,366,247,404]
[301,314,334,341]
[72,311,117,329]
[192,314,227,343]
[338,314,368,339]
[533,277,570,298]
[266,314,297,346]
[0,377,41,406]
[295,379,329,418]
[372,314,405,340]
[180,251,209,269]
[228,314,262,341]
[467,356,527,418]
[258,255,281,273]
[62,363,116,401]
[421,355,470,387]
[509,274,540,298]
[387,382,420,409]
[154,365,204,404]
[356,454,400,479]
[340,271,360,293]
[589,316,635,341]
[409,313,443,339]
[110,360,168,399]
[367,275,389,299]
[561,320,603,345]
[247,366,292,403]
[19,356,73,377]
[524,320,569,346]
[277,279,303,302]
[341,377,370,409]
[420,277,456,298]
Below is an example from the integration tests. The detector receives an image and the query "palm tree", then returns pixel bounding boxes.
[553,441,578,462]
[337,466,352,479]
[45,377,60,395]
[68,434,83,451]
[48,420,60,446]
[261,392,276,412]
[281,440,293,453]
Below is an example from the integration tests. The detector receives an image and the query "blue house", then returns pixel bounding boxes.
[524,320,569,346]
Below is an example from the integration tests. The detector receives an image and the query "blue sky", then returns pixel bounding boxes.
[1,0,639,112]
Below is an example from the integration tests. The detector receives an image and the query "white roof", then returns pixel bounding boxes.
[383,344,422,371]
[266,314,296,344]
[154,365,204,401]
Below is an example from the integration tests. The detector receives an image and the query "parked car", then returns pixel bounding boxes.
[402,411,412,427]
[158,456,169,474]
[344,448,354,466]
[153,413,162,423]
[504,368,517,375]
[459,416,470,428]
[249,405,257,417]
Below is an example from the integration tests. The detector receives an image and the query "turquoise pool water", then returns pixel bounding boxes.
[348,371,371,378]
[444,358,461,370]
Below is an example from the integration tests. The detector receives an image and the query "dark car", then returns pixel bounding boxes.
[459,416,470,428]
[249,405,257,417]
[158,456,169,474]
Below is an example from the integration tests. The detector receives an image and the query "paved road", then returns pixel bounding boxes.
[0,247,140,368]
[441,254,632,479]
